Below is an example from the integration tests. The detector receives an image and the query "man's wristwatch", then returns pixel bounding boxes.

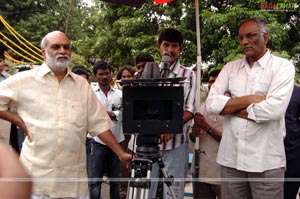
[207,127,213,135]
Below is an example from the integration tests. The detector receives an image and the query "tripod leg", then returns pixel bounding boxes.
[128,167,135,199]
[160,168,177,199]
[157,156,177,199]
[144,167,152,198]
[128,158,153,199]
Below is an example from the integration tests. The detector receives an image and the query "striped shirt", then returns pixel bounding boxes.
[159,60,196,150]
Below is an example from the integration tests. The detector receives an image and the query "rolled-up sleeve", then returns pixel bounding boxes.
[0,78,18,111]
[246,60,295,122]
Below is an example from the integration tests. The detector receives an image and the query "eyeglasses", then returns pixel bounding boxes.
[237,32,265,42]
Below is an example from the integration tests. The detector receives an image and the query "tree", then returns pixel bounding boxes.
[1,0,299,82]
[0,0,86,63]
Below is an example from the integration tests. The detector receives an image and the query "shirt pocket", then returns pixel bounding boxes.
[66,100,85,127]
[252,81,269,96]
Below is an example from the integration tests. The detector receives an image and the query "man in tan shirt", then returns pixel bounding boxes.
[0,31,131,199]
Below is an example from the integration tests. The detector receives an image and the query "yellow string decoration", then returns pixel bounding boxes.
[0,38,39,63]
[0,16,43,59]
[0,32,43,62]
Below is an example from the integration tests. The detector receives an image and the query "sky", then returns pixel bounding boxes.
[82,0,94,6]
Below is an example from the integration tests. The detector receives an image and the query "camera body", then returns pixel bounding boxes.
[122,80,184,136]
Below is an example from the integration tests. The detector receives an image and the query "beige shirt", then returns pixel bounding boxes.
[0,63,113,198]
[207,51,295,172]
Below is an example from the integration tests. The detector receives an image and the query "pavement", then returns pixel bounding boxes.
[101,181,300,199]
[101,180,194,199]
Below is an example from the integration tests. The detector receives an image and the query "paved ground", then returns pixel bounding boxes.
[102,182,300,199]
[101,181,193,199]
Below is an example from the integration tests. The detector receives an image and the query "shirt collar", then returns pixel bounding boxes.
[96,85,116,93]
[241,50,271,69]
[169,59,181,75]
[38,62,75,80]
[256,50,271,69]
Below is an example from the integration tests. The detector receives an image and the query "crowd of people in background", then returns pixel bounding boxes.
[0,17,299,199]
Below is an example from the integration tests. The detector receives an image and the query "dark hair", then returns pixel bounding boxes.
[93,61,113,75]
[239,18,268,33]
[117,65,136,80]
[0,44,7,59]
[158,28,183,45]
[18,66,31,72]
[135,53,154,65]
[208,69,221,78]
[72,65,91,80]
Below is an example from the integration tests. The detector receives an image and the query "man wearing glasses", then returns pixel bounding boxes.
[206,18,295,199]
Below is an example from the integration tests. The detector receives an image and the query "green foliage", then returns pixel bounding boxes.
[1,0,299,82]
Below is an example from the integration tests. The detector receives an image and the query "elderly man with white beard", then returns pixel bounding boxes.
[0,31,131,199]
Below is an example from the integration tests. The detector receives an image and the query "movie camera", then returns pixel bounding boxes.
[120,58,186,199]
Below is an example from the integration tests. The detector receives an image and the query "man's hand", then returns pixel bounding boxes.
[189,112,209,142]
[98,130,132,167]
[0,110,31,141]
[17,117,31,142]
[193,112,210,131]
[160,134,174,144]
[118,151,132,168]
[189,126,201,142]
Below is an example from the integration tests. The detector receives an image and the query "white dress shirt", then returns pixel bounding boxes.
[92,86,124,144]
[206,51,295,172]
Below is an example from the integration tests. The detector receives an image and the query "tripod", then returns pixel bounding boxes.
[127,142,177,199]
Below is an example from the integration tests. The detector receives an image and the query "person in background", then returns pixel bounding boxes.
[190,69,222,199]
[0,61,10,81]
[0,31,131,199]
[9,66,32,154]
[0,49,11,145]
[3,63,11,74]
[87,61,124,199]
[134,53,155,78]
[192,67,208,104]
[116,64,136,89]
[149,28,196,199]
[206,18,295,199]
[72,65,91,84]
[284,84,300,199]
[115,64,137,198]
[117,65,136,81]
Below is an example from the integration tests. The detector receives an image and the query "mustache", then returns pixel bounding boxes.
[56,54,70,60]
[242,45,252,51]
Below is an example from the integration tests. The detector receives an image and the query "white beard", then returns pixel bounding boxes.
[45,50,72,72]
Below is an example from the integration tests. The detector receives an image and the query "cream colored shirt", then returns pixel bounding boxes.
[206,51,295,172]
[0,63,113,198]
